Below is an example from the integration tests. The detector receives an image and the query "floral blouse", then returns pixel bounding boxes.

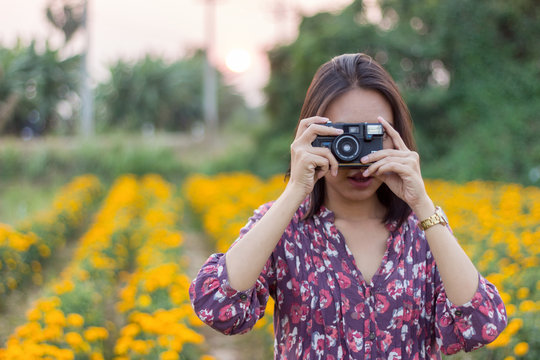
[190,200,507,359]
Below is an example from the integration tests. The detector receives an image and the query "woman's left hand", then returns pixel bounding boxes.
[361,116,431,212]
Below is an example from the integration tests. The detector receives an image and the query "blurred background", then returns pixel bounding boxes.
[1,0,538,189]
[1,0,539,359]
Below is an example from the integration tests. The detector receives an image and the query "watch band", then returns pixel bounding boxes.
[419,206,448,231]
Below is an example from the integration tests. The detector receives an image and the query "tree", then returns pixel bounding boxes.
[94,51,246,132]
[263,0,540,185]
[0,41,80,136]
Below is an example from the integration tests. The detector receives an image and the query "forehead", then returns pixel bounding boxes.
[324,88,394,126]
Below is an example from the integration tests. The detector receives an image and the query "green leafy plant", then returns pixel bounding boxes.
[0,41,80,135]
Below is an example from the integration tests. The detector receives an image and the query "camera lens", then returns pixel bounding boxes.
[332,134,361,162]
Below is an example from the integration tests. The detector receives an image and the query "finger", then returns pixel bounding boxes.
[361,149,410,164]
[378,116,408,151]
[310,146,339,176]
[298,123,343,143]
[363,155,417,177]
[291,124,343,153]
[304,153,332,178]
[368,162,410,180]
[296,145,339,177]
[297,116,331,137]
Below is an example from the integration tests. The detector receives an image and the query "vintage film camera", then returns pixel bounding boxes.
[312,122,384,167]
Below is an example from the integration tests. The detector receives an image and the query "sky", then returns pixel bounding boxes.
[0,0,354,106]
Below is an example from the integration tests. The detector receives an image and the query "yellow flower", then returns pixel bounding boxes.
[514,342,529,356]
[506,318,523,334]
[499,292,512,305]
[505,304,516,317]
[44,309,66,327]
[66,313,85,327]
[42,324,63,341]
[64,332,85,351]
[26,308,41,322]
[120,323,140,337]
[6,277,17,290]
[158,335,170,347]
[8,232,37,251]
[200,356,217,360]
[38,244,51,258]
[90,353,105,360]
[55,347,76,360]
[519,300,536,312]
[131,339,150,355]
[114,336,132,355]
[516,287,529,299]
[54,279,75,295]
[84,327,109,342]
[487,332,510,348]
[160,350,179,360]
[138,294,152,308]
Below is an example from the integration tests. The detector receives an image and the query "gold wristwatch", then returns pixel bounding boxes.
[419,206,449,231]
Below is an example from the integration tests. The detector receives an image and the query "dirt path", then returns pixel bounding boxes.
[183,230,270,360]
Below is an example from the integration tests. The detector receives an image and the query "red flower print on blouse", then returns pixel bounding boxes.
[290,303,309,324]
[319,289,332,309]
[337,272,352,289]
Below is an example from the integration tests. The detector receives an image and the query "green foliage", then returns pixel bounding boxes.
[0,42,248,136]
[0,41,80,135]
[263,0,540,185]
[94,51,247,132]
[0,138,188,185]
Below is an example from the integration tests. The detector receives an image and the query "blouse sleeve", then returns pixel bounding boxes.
[434,269,508,354]
[189,202,276,335]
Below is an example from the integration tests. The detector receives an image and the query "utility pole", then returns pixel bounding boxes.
[271,0,295,44]
[80,0,93,137]
[203,0,218,142]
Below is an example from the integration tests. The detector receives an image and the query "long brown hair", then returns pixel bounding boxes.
[292,53,416,226]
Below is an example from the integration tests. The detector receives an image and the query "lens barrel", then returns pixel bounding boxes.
[332,134,361,162]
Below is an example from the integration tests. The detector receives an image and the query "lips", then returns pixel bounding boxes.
[345,170,374,189]
[348,171,371,182]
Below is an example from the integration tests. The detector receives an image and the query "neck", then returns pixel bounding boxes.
[324,193,386,223]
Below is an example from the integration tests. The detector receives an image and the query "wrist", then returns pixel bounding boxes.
[282,181,310,207]
[412,196,436,221]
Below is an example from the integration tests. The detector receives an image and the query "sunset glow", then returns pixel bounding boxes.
[225,48,252,73]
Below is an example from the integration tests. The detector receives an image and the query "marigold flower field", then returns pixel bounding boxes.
[1,172,538,359]
[0,175,212,360]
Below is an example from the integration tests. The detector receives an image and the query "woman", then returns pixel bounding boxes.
[189,53,507,359]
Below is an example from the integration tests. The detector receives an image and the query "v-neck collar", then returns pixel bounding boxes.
[315,205,402,288]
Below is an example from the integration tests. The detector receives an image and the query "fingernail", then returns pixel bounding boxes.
[363,169,369,176]
[361,156,369,163]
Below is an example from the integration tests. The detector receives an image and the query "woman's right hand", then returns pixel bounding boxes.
[224,116,341,292]
[288,116,343,196]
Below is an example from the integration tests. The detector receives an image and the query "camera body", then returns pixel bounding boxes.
[312,122,384,167]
